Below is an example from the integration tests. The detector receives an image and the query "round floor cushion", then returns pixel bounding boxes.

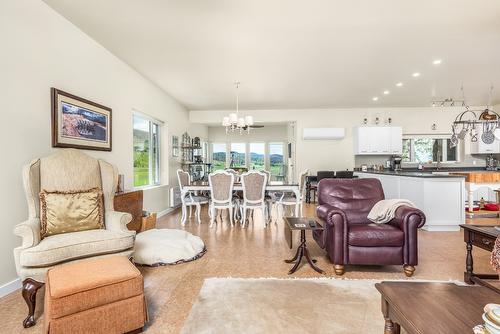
[133,229,206,266]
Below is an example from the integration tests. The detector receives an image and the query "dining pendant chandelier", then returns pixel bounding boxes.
[450,85,498,147]
[222,82,254,134]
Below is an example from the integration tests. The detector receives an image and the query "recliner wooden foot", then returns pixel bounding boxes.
[334,264,345,275]
[403,265,415,277]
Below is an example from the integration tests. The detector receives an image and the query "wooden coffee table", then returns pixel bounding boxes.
[460,224,499,285]
[283,217,324,275]
[376,281,500,334]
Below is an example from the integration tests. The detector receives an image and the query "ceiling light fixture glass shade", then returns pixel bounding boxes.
[245,115,254,126]
[222,82,254,134]
[229,113,238,123]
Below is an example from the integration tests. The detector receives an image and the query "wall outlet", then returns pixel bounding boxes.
[473,160,477,165]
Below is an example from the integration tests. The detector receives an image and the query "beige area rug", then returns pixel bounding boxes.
[181,278,386,334]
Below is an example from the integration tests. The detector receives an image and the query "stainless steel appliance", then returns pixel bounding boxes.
[391,155,402,171]
[486,154,498,171]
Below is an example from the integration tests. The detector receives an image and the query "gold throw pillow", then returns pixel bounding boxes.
[40,188,104,238]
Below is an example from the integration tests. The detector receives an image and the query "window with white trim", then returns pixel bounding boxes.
[133,114,161,187]
[230,143,246,168]
[249,142,265,170]
[269,142,286,181]
[211,143,227,171]
[402,136,458,164]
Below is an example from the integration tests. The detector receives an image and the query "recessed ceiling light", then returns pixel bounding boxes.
[412,72,421,77]
[433,59,442,65]
[383,90,390,95]
[372,97,379,101]
[396,82,403,87]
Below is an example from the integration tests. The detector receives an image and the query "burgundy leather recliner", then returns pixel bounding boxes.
[313,178,426,276]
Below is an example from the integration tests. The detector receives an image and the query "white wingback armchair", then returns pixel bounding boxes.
[13,149,135,328]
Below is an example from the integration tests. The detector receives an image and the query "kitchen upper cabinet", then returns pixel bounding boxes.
[353,126,403,155]
[390,127,403,154]
[470,125,500,154]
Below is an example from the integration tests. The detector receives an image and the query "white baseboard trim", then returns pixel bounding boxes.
[0,278,21,298]
[157,205,181,219]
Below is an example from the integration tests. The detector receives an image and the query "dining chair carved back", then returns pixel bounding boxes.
[208,170,236,227]
[177,169,209,225]
[240,171,268,227]
[261,170,276,223]
[276,169,309,221]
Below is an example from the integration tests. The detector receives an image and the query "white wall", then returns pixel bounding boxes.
[0,0,206,288]
[191,107,487,177]
[208,125,287,142]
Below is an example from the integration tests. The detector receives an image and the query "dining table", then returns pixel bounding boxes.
[181,181,302,219]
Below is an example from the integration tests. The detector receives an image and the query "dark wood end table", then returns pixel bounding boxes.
[460,224,499,285]
[376,281,500,334]
[283,217,324,275]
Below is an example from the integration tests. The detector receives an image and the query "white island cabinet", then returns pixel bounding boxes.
[355,172,465,231]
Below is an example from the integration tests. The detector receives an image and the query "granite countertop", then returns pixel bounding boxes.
[355,170,467,178]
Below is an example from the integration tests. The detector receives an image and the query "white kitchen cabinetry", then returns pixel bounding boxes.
[355,172,465,231]
[353,126,403,155]
[470,126,500,154]
[390,127,403,154]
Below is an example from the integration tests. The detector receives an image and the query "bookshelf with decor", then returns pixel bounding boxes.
[180,132,212,181]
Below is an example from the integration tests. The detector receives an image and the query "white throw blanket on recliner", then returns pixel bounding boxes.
[367,199,416,224]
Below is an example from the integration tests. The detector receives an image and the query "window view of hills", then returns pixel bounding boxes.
[212,150,285,180]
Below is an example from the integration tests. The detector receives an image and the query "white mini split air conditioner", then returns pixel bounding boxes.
[302,128,345,140]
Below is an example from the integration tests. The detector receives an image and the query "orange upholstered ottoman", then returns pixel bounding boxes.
[44,256,147,334]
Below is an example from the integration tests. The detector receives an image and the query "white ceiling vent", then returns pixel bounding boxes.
[302,128,345,140]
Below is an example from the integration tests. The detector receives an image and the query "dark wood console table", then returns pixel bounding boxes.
[460,224,499,285]
[376,282,500,334]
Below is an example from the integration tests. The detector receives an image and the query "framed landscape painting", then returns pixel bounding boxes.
[51,88,112,151]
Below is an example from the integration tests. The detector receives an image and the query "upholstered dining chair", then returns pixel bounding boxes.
[13,149,136,328]
[316,170,336,182]
[177,169,209,225]
[275,169,309,221]
[262,170,277,223]
[208,170,237,227]
[335,170,354,178]
[240,171,268,227]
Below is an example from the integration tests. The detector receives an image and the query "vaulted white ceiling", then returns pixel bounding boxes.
[44,0,500,110]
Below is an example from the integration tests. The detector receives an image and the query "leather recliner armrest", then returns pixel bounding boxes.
[316,204,348,227]
[315,204,349,263]
[389,206,426,232]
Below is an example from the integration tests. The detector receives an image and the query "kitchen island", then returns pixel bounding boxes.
[355,171,465,231]
[449,171,500,215]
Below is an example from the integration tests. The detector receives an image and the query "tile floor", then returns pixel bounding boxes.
[0,204,496,333]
